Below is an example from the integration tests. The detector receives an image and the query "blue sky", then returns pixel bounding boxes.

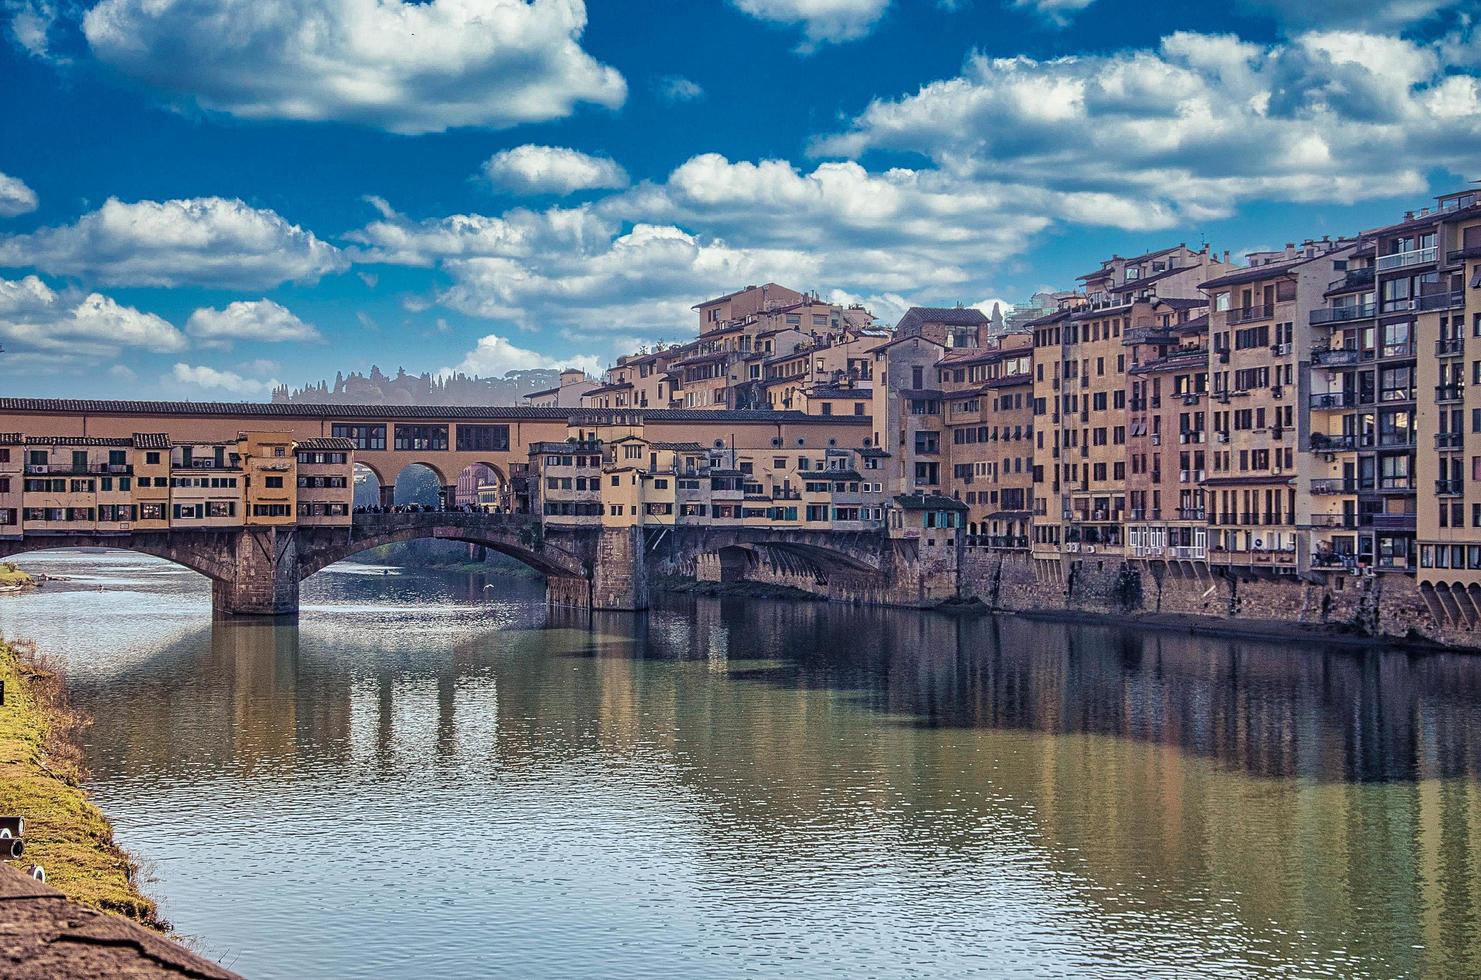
[1,0,1478,399]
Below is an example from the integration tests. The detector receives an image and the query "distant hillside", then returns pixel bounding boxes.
[272,365,561,406]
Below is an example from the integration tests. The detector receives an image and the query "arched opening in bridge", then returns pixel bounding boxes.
[392,462,450,510]
[353,463,386,510]
[715,546,751,583]
[453,463,508,513]
[0,547,215,596]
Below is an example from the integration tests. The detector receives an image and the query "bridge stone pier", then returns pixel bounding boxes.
[1,515,962,615]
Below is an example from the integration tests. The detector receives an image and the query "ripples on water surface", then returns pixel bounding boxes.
[3,550,1481,979]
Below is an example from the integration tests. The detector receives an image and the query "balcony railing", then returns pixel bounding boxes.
[1310,303,1375,325]
[1437,337,1465,357]
[1311,478,1357,495]
[1168,545,1206,560]
[1369,513,1417,530]
[1310,434,1356,453]
[1375,246,1436,271]
[1436,478,1464,495]
[1447,245,1481,264]
[1435,384,1465,403]
[1310,346,1359,367]
[1176,508,1206,521]
[1310,391,1355,410]
[1311,553,1359,571]
[1227,304,1276,325]
[22,462,132,476]
[1418,291,1465,312]
[1436,432,1463,451]
[1309,513,1356,528]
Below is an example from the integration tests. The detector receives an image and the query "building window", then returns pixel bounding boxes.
[456,425,510,453]
[331,424,387,451]
[265,476,284,489]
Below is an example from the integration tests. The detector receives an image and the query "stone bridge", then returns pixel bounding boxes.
[1,515,961,615]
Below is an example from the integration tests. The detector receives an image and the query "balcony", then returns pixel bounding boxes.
[1311,478,1357,495]
[1369,513,1417,531]
[1309,513,1356,529]
[1311,303,1375,325]
[1436,432,1463,451]
[1227,304,1275,325]
[1435,384,1465,404]
[1310,433,1356,453]
[1375,246,1437,271]
[1311,346,1360,367]
[1447,245,1481,264]
[1437,337,1465,357]
[1168,545,1206,560]
[1177,508,1206,521]
[23,462,132,476]
[1436,478,1464,495]
[1418,291,1465,312]
[1310,391,1355,410]
[1311,553,1358,571]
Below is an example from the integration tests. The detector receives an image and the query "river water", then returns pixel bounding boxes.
[2,551,1481,978]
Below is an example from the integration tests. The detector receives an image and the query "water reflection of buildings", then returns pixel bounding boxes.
[69,598,1481,977]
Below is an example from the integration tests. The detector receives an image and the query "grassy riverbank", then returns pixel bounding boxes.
[0,638,162,928]
[0,562,36,591]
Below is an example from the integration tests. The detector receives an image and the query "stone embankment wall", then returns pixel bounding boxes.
[960,550,1481,650]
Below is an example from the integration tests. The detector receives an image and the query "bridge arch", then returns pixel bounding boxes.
[451,461,509,511]
[391,461,450,506]
[652,526,888,593]
[296,514,588,582]
[0,536,238,584]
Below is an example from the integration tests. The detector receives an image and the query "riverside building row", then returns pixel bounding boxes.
[529,188,1481,591]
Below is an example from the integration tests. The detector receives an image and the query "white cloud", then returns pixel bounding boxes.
[446,332,601,377]
[437,222,817,334]
[731,0,890,49]
[0,197,346,288]
[347,196,614,267]
[811,31,1481,222]
[185,299,322,347]
[7,0,63,60]
[1012,0,1096,27]
[0,171,37,217]
[481,144,629,195]
[0,274,186,357]
[81,0,626,135]
[1238,0,1468,31]
[655,75,704,103]
[170,362,278,396]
